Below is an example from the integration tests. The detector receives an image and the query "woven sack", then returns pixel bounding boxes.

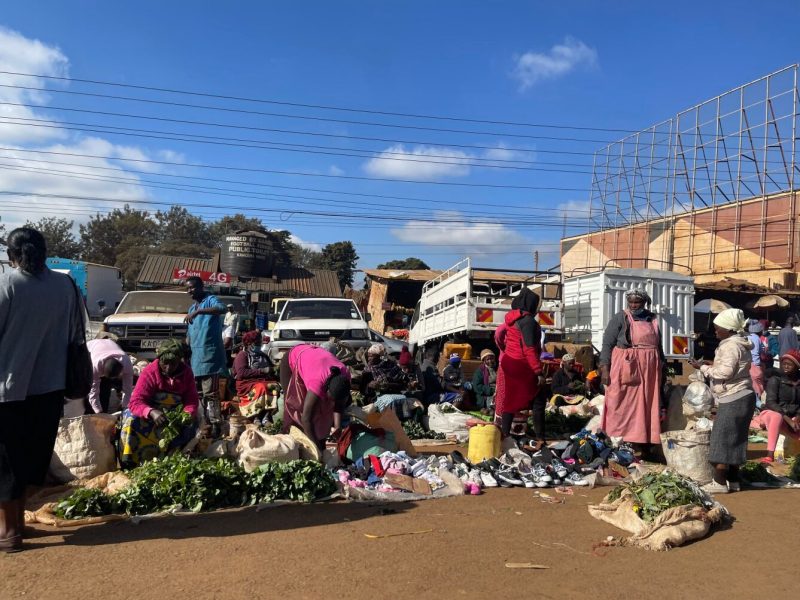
[49,414,118,483]
[237,427,299,473]
[660,429,713,484]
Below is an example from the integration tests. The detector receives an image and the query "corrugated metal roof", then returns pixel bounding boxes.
[363,268,540,284]
[137,254,341,297]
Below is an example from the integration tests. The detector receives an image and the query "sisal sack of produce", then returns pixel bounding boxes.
[49,414,119,483]
[237,426,299,473]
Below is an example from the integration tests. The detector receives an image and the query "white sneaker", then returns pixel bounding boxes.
[468,469,484,489]
[701,480,729,495]
[479,470,499,488]
[564,472,589,487]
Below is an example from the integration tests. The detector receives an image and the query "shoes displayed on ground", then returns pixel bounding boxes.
[477,469,498,488]
[530,462,552,484]
[701,480,729,495]
[549,459,568,479]
[487,458,524,487]
[563,472,589,486]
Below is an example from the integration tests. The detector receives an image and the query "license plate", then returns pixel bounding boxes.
[140,339,164,349]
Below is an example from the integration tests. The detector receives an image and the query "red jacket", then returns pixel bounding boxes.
[502,309,543,375]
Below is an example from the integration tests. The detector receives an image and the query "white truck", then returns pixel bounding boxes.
[46,257,124,320]
[562,268,695,361]
[408,258,562,355]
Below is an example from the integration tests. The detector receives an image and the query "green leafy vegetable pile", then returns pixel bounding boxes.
[158,405,194,451]
[740,461,781,484]
[261,417,283,435]
[788,456,800,482]
[402,420,446,440]
[606,471,709,522]
[54,455,336,520]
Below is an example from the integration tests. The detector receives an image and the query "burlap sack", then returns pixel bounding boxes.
[49,414,118,483]
[588,488,726,551]
[237,427,299,473]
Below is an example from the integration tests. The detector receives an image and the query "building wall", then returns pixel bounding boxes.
[561,192,799,288]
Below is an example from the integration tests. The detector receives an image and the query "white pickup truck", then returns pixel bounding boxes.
[408,258,562,355]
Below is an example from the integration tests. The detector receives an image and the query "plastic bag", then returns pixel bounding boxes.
[682,381,713,416]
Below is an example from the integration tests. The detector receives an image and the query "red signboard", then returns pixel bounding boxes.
[172,268,232,285]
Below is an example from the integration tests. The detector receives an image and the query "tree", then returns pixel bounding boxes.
[289,244,325,269]
[24,217,80,259]
[206,214,266,241]
[154,206,215,256]
[79,206,157,289]
[376,257,430,270]
[320,241,359,290]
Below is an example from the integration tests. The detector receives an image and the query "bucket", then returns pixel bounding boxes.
[468,423,501,464]
[660,429,713,484]
[443,342,472,360]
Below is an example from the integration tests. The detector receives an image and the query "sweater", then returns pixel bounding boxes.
[699,335,753,402]
[128,360,199,419]
[765,375,800,417]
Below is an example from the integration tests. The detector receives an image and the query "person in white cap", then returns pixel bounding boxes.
[689,308,756,494]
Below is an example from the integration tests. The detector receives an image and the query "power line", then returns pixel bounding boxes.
[0,70,643,134]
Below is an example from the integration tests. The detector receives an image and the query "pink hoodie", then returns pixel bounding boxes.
[128,360,198,419]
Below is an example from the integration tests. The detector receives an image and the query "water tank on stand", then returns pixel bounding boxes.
[220,231,274,277]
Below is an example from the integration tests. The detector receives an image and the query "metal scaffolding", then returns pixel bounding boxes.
[589,64,800,230]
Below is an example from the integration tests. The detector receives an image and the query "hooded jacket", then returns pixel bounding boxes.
[699,334,754,401]
[501,288,543,374]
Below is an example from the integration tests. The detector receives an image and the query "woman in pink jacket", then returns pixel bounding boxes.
[119,339,198,468]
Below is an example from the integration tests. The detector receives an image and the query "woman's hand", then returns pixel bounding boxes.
[600,366,610,386]
[149,409,166,426]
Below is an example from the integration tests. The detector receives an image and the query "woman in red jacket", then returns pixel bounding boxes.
[495,288,544,437]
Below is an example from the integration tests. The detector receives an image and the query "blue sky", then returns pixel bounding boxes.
[1,1,799,272]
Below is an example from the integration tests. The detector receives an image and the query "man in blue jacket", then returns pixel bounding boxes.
[185,276,227,438]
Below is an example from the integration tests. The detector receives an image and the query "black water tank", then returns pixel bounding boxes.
[220,231,274,277]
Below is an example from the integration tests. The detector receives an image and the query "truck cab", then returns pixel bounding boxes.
[104,290,191,359]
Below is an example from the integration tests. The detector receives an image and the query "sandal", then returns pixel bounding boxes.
[0,535,22,554]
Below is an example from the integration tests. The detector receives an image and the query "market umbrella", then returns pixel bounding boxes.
[750,294,789,309]
[694,298,731,313]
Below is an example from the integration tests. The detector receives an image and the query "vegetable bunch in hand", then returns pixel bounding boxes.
[158,405,194,451]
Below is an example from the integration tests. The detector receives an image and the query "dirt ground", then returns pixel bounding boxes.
[1,473,797,600]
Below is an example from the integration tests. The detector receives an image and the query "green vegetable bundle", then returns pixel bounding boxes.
[158,405,194,451]
[540,411,591,436]
[606,471,709,522]
[740,461,781,484]
[788,456,800,482]
[402,420,446,440]
[261,418,283,436]
[54,455,337,520]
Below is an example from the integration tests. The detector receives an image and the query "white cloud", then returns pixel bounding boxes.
[328,165,344,176]
[391,210,528,256]
[363,144,472,181]
[512,37,597,90]
[289,233,322,252]
[0,27,185,232]
[0,26,70,145]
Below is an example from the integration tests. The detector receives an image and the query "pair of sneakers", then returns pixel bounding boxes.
[451,450,499,488]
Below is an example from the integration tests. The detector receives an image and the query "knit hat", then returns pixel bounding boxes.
[561,353,575,363]
[449,353,461,364]
[479,348,495,360]
[241,330,260,346]
[367,343,386,356]
[713,308,747,333]
[398,346,413,366]
[781,349,800,368]
[626,288,651,305]
[156,338,185,362]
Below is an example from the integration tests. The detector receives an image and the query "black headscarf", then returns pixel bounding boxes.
[511,288,540,314]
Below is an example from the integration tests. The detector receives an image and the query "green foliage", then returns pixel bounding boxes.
[157,405,194,451]
[54,488,117,520]
[539,411,592,436]
[377,257,430,270]
[320,241,359,290]
[54,455,337,519]
[788,456,800,482]
[261,418,283,435]
[402,420,446,440]
[248,460,337,504]
[740,461,780,484]
[606,471,708,522]
[24,217,80,259]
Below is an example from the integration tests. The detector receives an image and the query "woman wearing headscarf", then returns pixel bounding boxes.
[279,344,352,451]
[119,339,199,468]
[600,288,664,453]
[0,228,80,553]
[360,343,405,401]
[689,309,756,494]
[751,349,800,464]
[232,330,278,418]
[494,288,544,437]
[549,354,585,407]
[472,349,498,415]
